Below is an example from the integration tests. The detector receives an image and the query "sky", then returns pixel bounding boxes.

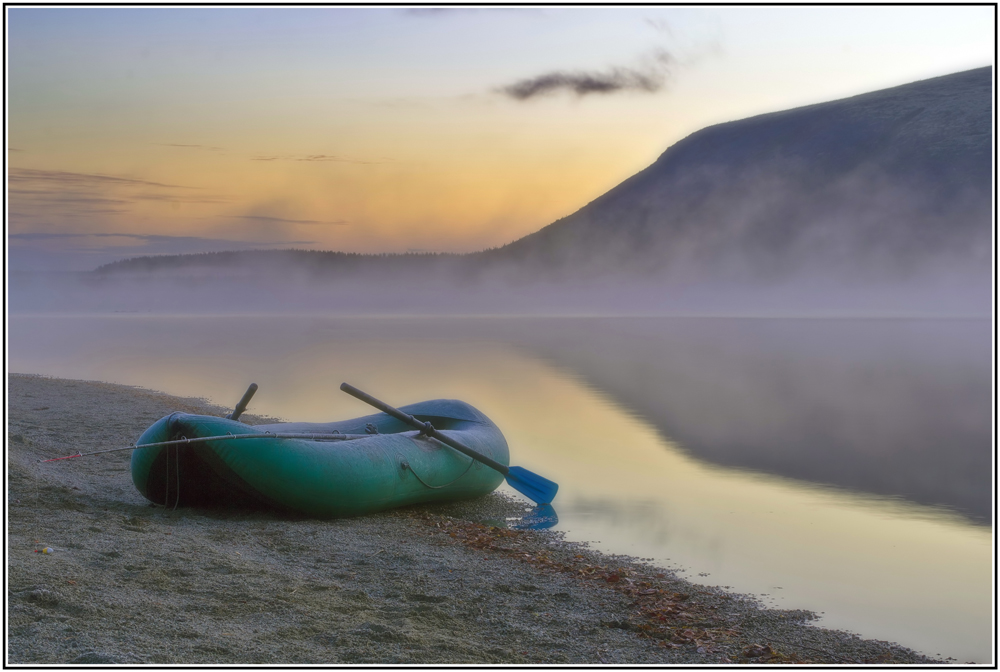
[6,5,995,271]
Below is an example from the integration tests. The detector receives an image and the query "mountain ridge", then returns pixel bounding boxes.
[485,66,992,281]
[95,66,992,295]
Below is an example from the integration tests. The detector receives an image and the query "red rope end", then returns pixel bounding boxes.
[40,452,83,463]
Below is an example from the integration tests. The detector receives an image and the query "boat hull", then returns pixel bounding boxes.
[130,399,508,517]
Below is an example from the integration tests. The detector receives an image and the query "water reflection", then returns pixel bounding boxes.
[509,504,559,530]
[7,314,993,662]
[481,317,992,524]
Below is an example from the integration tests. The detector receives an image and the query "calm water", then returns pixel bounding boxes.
[8,314,993,663]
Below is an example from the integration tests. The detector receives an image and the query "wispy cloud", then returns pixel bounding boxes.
[297,154,358,163]
[154,143,225,151]
[10,232,314,245]
[7,167,229,223]
[402,7,468,16]
[226,215,349,226]
[8,167,200,190]
[250,153,381,165]
[7,190,130,206]
[644,18,674,36]
[132,192,228,204]
[498,49,675,100]
[401,7,536,17]
[9,232,317,271]
[11,232,168,241]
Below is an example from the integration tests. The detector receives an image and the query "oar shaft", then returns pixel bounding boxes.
[132,432,369,448]
[340,383,510,476]
[227,383,258,421]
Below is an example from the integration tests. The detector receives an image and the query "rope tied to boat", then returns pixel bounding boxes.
[172,437,182,510]
[160,435,186,510]
[365,423,379,435]
[39,431,371,462]
[400,458,475,490]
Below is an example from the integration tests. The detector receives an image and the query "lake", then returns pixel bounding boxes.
[8,313,993,663]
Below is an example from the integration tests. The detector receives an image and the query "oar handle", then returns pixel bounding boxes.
[227,383,258,421]
[340,383,510,476]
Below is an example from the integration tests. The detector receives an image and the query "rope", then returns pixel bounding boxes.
[39,432,370,462]
[401,457,475,489]
[163,438,185,509]
[164,438,170,508]
[173,442,181,510]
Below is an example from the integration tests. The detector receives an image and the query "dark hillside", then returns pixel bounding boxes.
[486,67,992,284]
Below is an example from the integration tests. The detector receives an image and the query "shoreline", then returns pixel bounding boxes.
[7,373,943,664]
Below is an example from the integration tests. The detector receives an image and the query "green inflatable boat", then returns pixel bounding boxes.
[130,399,509,517]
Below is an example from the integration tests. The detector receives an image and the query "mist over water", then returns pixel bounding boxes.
[7,256,991,318]
[9,309,990,519]
[490,316,993,523]
[7,311,993,662]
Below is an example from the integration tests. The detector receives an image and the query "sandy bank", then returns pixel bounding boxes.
[7,373,939,664]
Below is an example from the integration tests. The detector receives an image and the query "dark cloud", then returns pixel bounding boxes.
[226,215,348,226]
[500,68,661,100]
[498,49,674,100]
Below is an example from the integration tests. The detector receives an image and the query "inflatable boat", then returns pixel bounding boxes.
[130,399,509,517]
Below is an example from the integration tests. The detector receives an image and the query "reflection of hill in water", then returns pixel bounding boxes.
[486,318,991,524]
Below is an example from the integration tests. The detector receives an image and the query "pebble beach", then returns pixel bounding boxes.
[7,373,941,665]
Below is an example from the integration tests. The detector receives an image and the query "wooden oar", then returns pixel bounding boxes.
[226,383,258,421]
[340,382,558,505]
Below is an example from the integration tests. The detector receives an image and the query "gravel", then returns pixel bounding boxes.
[7,373,943,664]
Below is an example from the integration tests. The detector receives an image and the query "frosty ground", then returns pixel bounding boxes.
[7,374,939,664]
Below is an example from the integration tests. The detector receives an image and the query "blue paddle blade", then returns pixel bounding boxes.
[505,466,559,505]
